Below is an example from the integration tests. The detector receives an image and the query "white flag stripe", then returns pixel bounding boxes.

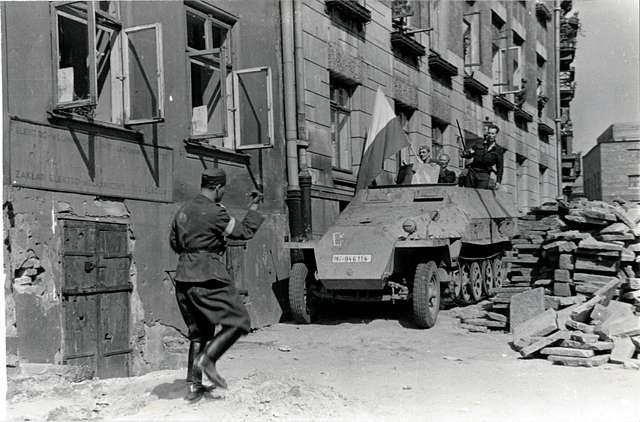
[363,88,396,153]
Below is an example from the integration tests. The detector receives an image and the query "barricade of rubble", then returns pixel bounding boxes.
[456,198,640,368]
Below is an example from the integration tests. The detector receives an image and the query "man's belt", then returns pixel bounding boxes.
[181,249,224,257]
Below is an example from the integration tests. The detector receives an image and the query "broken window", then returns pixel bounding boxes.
[233,67,274,149]
[52,1,164,124]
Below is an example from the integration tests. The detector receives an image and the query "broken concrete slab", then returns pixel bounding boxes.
[581,209,617,222]
[542,240,578,252]
[570,332,600,344]
[600,222,632,234]
[595,316,640,339]
[520,330,571,358]
[533,279,553,287]
[461,318,507,329]
[578,238,623,252]
[558,296,586,307]
[513,308,558,344]
[459,323,489,333]
[594,278,624,306]
[547,354,610,367]
[560,339,614,351]
[510,288,547,334]
[547,231,591,241]
[570,295,606,322]
[590,301,635,325]
[573,272,619,284]
[564,215,609,227]
[564,318,596,333]
[574,258,618,274]
[600,233,636,242]
[610,337,636,364]
[540,347,595,358]
[486,312,508,323]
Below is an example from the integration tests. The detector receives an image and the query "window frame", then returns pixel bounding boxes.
[463,11,481,72]
[629,175,640,188]
[232,66,274,150]
[185,5,231,139]
[330,82,353,172]
[122,23,165,125]
[495,45,522,94]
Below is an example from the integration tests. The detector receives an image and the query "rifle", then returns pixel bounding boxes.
[455,119,467,152]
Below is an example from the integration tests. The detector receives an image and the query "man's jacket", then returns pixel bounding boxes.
[463,144,504,184]
[170,194,264,283]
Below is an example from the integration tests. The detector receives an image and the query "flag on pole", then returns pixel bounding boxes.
[356,88,410,191]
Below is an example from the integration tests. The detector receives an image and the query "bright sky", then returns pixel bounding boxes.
[572,0,640,154]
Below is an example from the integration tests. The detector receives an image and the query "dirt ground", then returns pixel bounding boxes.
[7,303,640,422]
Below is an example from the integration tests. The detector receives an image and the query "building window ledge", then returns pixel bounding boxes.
[535,2,552,21]
[46,111,143,140]
[184,139,250,165]
[325,0,372,24]
[492,94,516,112]
[514,107,534,123]
[538,121,555,136]
[463,75,489,96]
[391,31,426,59]
[428,50,458,78]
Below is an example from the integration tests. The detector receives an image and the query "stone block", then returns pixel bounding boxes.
[513,308,558,342]
[600,234,636,242]
[460,323,489,333]
[558,296,586,307]
[573,272,616,284]
[574,258,618,274]
[570,333,600,344]
[513,336,542,351]
[590,301,635,325]
[462,318,506,329]
[542,240,577,252]
[565,215,609,227]
[621,248,635,262]
[594,278,623,305]
[548,231,590,241]
[570,295,606,322]
[601,222,632,234]
[582,209,617,222]
[610,337,636,364]
[554,270,572,282]
[578,238,623,252]
[564,318,596,333]
[540,347,595,358]
[510,288,546,333]
[533,279,553,287]
[553,282,573,297]
[560,339,614,351]
[547,354,610,367]
[520,330,571,358]
[486,312,508,323]
[558,254,575,270]
[596,316,640,339]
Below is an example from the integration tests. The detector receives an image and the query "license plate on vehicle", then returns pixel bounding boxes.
[331,254,372,263]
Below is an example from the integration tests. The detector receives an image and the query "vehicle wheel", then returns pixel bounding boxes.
[493,256,505,289]
[470,261,483,301]
[452,269,462,299]
[482,260,495,296]
[459,263,472,304]
[289,262,315,324]
[412,261,441,328]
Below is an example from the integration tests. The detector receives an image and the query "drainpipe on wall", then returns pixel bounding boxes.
[293,0,313,241]
[554,0,563,199]
[281,0,303,241]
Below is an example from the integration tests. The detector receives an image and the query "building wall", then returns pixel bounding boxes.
[582,144,602,201]
[302,0,559,231]
[3,0,291,373]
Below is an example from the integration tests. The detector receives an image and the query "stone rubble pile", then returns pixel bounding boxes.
[458,198,640,368]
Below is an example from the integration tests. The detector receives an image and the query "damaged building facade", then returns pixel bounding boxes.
[3,0,565,377]
[2,1,292,377]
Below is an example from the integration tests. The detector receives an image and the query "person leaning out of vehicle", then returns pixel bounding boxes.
[460,124,504,190]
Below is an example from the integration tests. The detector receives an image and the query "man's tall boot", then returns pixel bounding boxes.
[194,327,243,389]
[184,340,206,403]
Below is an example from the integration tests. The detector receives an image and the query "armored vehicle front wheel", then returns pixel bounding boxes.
[412,261,441,328]
[469,261,483,301]
[482,260,494,296]
[289,263,315,324]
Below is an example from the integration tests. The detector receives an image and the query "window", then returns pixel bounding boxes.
[431,118,447,159]
[629,175,640,188]
[330,82,353,171]
[52,1,164,124]
[539,165,547,203]
[186,6,229,137]
[463,12,481,74]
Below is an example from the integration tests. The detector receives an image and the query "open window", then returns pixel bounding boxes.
[232,67,274,150]
[186,6,230,138]
[329,80,353,171]
[494,46,522,94]
[51,1,164,125]
[463,12,481,74]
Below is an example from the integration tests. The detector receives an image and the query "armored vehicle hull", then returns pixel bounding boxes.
[285,184,518,327]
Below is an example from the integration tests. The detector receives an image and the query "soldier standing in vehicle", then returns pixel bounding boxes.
[460,124,504,189]
[170,168,264,403]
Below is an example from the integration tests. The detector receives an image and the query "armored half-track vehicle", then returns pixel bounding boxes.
[285,183,518,328]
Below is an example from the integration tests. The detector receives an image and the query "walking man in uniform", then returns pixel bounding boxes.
[170,167,264,403]
[461,124,504,189]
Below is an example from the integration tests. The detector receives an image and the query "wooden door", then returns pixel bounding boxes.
[62,220,132,378]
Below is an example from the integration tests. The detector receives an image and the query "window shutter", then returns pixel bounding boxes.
[122,23,165,125]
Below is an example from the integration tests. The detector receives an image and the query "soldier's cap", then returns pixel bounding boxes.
[202,167,226,187]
